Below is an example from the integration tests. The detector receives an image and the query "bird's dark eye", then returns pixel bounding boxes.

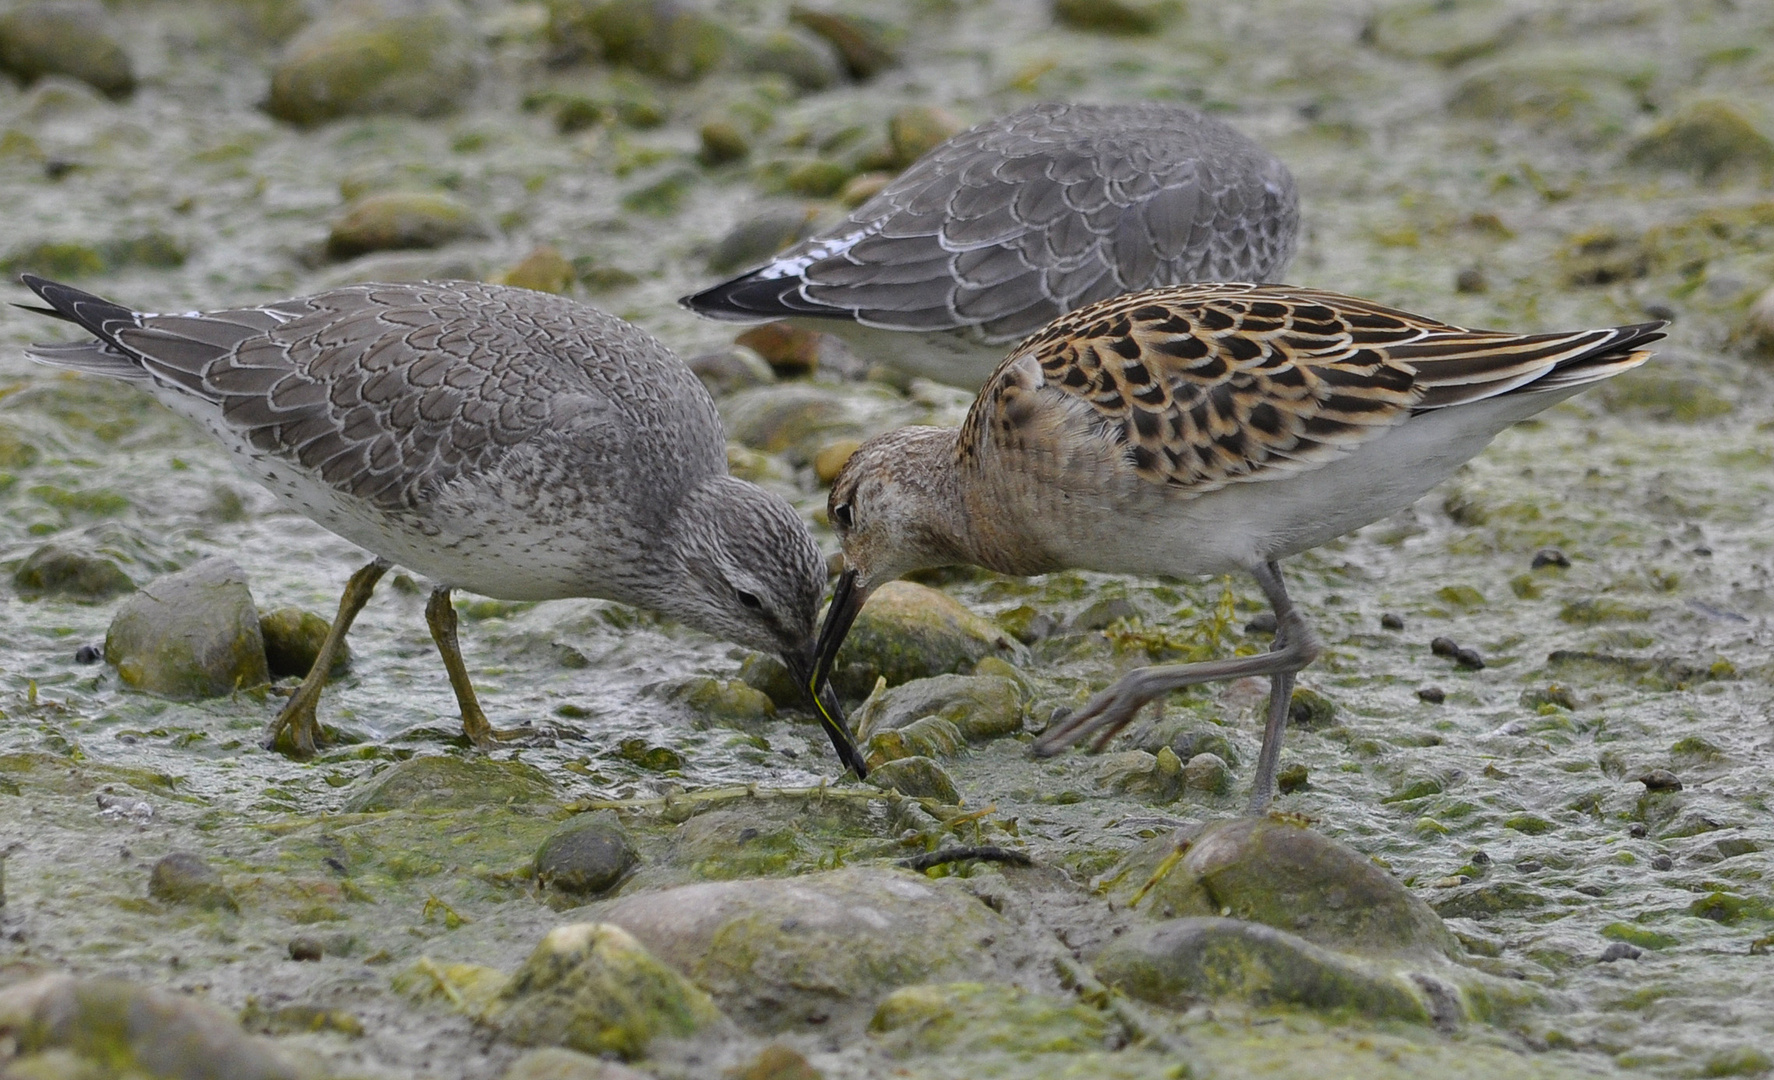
[832,502,853,529]
[737,590,763,610]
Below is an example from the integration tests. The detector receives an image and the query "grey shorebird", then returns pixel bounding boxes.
[808,283,1664,810]
[20,275,866,775]
[682,102,1298,388]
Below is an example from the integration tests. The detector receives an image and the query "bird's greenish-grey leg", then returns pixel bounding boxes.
[1032,561,1321,815]
[265,557,390,759]
[424,586,531,749]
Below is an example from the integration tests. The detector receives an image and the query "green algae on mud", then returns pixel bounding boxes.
[2,0,1774,1077]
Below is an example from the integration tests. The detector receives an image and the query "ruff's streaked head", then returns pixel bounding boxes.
[825,426,965,593]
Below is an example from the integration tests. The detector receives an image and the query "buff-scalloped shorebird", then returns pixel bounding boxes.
[682,102,1298,388]
[809,283,1663,811]
[20,275,865,776]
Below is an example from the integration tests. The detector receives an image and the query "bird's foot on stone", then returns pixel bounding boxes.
[263,696,333,760]
[461,713,556,751]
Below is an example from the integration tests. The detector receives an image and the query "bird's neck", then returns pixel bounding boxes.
[887,428,1055,579]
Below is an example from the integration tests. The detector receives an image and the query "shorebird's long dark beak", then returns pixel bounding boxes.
[811,568,867,697]
[783,643,867,779]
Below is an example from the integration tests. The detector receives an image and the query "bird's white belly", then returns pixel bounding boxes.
[810,319,1007,389]
[1045,387,1583,578]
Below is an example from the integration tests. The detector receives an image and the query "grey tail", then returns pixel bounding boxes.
[17,274,150,381]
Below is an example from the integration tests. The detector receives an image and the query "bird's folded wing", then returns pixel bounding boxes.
[959,283,1659,498]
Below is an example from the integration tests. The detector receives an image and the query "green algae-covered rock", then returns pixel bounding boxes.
[1182,751,1233,796]
[1095,749,1182,803]
[1107,816,1463,959]
[536,812,640,899]
[590,867,1006,1031]
[502,1046,654,1080]
[1447,55,1641,144]
[0,973,303,1079]
[853,673,1024,744]
[547,0,732,82]
[1052,0,1172,36]
[0,1,134,98]
[1626,100,1774,181]
[497,922,727,1059]
[864,714,965,766]
[887,106,962,169]
[259,606,344,679]
[495,246,576,294]
[707,207,818,274]
[654,675,776,729]
[1093,917,1439,1024]
[1369,0,1522,65]
[342,754,558,812]
[741,28,841,92]
[13,542,134,601]
[266,0,483,126]
[669,799,907,880]
[326,190,490,260]
[104,557,270,700]
[869,981,1111,1055]
[788,6,900,79]
[148,852,240,913]
[835,582,1021,690]
[736,650,800,708]
[866,755,961,803]
[720,383,859,461]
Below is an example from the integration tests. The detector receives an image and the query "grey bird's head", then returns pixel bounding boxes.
[669,474,866,776]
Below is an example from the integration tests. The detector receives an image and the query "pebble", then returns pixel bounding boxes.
[1637,769,1683,792]
[788,7,900,79]
[326,190,490,261]
[148,852,239,912]
[1651,854,1674,871]
[13,542,135,601]
[1380,612,1405,630]
[1182,752,1232,796]
[687,345,775,397]
[104,557,270,700]
[1052,0,1169,35]
[535,813,640,898]
[1531,547,1571,569]
[288,936,323,961]
[342,755,558,813]
[1598,941,1642,963]
[0,1,134,98]
[1430,636,1486,669]
[1276,763,1310,794]
[259,607,343,680]
[1417,686,1446,704]
[736,322,824,378]
[267,0,482,125]
[866,755,961,803]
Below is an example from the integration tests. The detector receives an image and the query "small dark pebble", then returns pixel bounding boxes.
[289,937,323,962]
[1276,763,1310,794]
[1531,548,1571,569]
[1628,823,1649,838]
[1244,611,1278,635]
[1693,545,1712,557]
[44,158,78,180]
[74,644,103,664]
[1599,942,1642,963]
[1517,859,1544,873]
[1638,769,1683,792]
[1430,636,1459,657]
[1454,266,1487,293]
[1470,850,1492,866]
[1651,854,1674,870]
[1575,884,1606,897]
[1456,648,1485,669]
[1380,612,1404,630]
[534,814,639,897]
[1417,686,1446,704]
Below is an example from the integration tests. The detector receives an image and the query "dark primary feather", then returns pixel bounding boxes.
[680,102,1299,342]
[957,283,1663,497]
